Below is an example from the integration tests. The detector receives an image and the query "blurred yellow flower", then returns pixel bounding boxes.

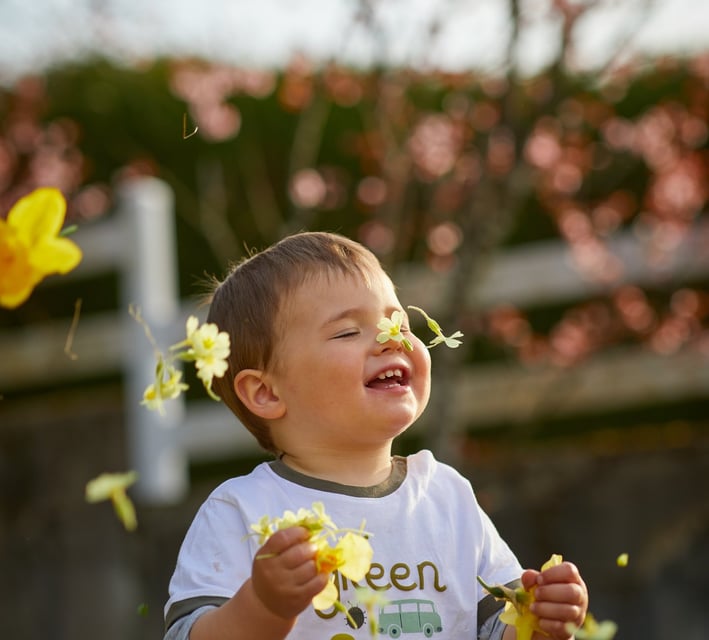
[376,310,414,351]
[250,502,373,613]
[566,613,618,640]
[408,305,463,349]
[85,471,139,531]
[141,357,189,414]
[0,187,82,309]
[479,553,563,640]
[355,587,390,637]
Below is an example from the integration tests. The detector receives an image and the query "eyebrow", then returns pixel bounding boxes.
[322,307,364,327]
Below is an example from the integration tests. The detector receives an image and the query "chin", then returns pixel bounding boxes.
[385,415,418,438]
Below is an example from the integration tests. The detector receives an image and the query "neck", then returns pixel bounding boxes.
[279,446,394,487]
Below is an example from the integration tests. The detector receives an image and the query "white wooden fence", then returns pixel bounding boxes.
[1,177,707,504]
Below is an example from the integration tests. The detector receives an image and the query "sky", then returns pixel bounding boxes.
[0,0,708,84]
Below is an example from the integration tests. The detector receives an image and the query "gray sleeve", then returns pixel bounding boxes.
[164,605,216,640]
[478,610,508,640]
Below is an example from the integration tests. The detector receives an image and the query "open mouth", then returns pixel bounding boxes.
[366,367,410,389]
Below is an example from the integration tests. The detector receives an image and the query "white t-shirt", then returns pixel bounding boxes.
[165,449,522,639]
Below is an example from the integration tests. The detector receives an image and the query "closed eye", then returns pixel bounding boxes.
[333,330,360,339]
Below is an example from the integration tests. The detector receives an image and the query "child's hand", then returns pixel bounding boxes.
[251,526,330,620]
[522,561,588,640]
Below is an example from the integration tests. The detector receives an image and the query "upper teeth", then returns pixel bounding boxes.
[377,369,402,380]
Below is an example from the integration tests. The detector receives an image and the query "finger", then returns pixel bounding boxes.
[260,526,311,555]
[535,616,577,639]
[538,561,582,585]
[534,582,586,607]
[303,571,331,597]
[531,600,585,626]
[256,527,319,573]
[521,569,540,590]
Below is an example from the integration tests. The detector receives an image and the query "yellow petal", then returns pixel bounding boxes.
[499,601,518,626]
[514,611,539,640]
[337,532,373,582]
[30,235,82,275]
[185,315,199,337]
[85,471,139,502]
[112,490,138,531]
[541,553,563,571]
[8,187,66,244]
[0,281,37,309]
[312,578,338,611]
[0,221,42,308]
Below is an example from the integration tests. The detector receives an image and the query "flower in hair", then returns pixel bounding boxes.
[175,315,231,399]
[131,307,231,412]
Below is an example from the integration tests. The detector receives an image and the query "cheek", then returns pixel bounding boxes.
[410,335,432,365]
[411,339,432,388]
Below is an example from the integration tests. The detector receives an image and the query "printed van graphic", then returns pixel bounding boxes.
[377,598,443,637]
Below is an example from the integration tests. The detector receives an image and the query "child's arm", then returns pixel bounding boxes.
[189,526,329,640]
[502,561,588,640]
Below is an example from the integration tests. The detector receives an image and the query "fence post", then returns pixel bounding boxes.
[118,177,188,504]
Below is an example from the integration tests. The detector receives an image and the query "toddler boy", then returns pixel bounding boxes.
[164,232,587,640]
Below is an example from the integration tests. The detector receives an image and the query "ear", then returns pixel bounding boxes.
[233,369,286,420]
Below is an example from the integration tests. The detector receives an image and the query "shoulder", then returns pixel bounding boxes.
[185,461,284,531]
[205,460,278,504]
[406,449,471,486]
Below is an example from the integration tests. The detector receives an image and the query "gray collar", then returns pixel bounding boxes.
[269,455,407,498]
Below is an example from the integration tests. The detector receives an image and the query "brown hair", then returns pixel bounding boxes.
[206,231,384,454]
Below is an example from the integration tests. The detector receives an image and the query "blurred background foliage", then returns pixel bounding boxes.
[3,52,708,354]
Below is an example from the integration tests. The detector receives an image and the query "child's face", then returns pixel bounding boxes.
[267,269,431,452]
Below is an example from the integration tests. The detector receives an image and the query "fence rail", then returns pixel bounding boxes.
[1,177,707,503]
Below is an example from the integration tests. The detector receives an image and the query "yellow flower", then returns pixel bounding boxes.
[408,305,463,349]
[566,613,618,640]
[85,471,139,531]
[141,357,189,414]
[178,315,231,398]
[184,315,231,361]
[314,531,373,582]
[0,187,82,309]
[335,531,374,581]
[277,502,337,537]
[479,554,563,640]
[376,310,414,351]
[134,311,231,412]
[251,502,373,613]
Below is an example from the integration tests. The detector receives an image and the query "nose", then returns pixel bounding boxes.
[374,332,408,353]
